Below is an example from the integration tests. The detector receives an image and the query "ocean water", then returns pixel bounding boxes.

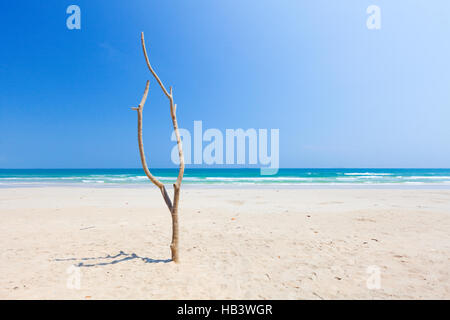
[1,168,450,187]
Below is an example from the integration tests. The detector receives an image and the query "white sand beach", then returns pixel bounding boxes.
[0,187,449,299]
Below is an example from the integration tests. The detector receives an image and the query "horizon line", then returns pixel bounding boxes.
[1,167,450,170]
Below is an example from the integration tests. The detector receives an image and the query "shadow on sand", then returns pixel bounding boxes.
[55,251,171,267]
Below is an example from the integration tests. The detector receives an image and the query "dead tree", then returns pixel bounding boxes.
[131,32,185,263]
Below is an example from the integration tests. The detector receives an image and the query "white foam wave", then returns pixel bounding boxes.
[343,173,393,176]
[205,177,314,181]
[406,176,450,180]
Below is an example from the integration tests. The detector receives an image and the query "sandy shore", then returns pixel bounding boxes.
[0,187,449,299]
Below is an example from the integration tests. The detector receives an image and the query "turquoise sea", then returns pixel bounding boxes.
[1,169,450,187]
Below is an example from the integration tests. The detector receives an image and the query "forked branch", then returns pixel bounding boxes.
[132,32,184,263]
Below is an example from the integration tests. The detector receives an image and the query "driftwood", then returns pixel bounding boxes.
[131,32,185,263]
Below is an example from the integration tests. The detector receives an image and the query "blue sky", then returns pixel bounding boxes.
[0,1,449,168]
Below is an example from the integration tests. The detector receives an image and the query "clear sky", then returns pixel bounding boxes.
[1,1,449,168]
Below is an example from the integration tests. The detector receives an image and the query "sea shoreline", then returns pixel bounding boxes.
[2,183,450,190]
[2,168,450,188]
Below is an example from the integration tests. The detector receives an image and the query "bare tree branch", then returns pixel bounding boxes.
[132,32,185,263]
[141,32,171,99]
[132,81,164,188]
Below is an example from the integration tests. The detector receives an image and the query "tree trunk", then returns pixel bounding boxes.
[170,185,181,262]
